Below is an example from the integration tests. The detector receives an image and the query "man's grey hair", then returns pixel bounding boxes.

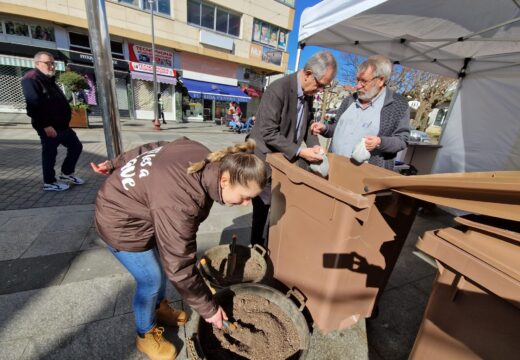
[33,51,54,62]
[303,51,337,80]
[359,55,393,84]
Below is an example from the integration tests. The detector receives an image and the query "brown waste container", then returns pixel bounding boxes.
[410,215,520,359]
[267,153,420,332]
[267,153,520,333]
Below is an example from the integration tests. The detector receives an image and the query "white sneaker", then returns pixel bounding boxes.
[59,173,85,185]
[43,181,70,192]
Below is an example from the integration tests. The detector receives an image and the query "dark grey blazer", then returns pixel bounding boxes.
[323,88,410,169]
[248,72,319,163]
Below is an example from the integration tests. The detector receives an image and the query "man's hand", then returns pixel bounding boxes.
[310,122,326,135]
[299,145,324,163]
[364,136,381,151]
[90,160,112,175]
[205,306,228,329]
[44,126,57,138]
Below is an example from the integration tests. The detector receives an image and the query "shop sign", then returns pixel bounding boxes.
[69,51,129,71]
[129,61,176,77]
[128,43,174,68]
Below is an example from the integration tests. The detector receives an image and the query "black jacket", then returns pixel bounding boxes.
[248,72,319,162]
[21,69,71,131]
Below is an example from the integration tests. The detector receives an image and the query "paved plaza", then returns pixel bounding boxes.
[0,115,454,359]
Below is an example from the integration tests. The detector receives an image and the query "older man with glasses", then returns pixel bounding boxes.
[247,50,337,247]
[312,55,410,170]
[22,51,85,191]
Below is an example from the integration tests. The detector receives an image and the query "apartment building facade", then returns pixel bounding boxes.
[0,0,294,121]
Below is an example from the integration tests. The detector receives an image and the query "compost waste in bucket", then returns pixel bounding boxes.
[190,284,310,360]
[201,244,267,286]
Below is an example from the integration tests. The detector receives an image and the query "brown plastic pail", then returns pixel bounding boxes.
[199,244,268,288]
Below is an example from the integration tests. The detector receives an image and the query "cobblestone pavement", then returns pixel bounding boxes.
[0,120,244,210]
[0,117,455,359]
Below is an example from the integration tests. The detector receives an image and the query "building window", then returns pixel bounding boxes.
[142,0,171,15]
[1,20,56,42]
[118,0,171,16]
[69,32,124,60]
[5,21,30,37]
[252,19,288,51]
[201,3,214,29]
[188,0,241,37]
[30,25,55,41]
[111,41,125,60]
[69,32,91,53]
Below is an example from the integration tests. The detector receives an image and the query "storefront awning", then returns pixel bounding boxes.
[244,86,263,98]
[183,79,251,103]
[0,54,65,71]
[130,71,177,85]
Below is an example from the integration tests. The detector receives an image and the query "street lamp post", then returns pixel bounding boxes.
[149,0,159,128]
[85,0,123,157]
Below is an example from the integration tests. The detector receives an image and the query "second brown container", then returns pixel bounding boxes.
[410,215,520,359]
[267,153,419,333]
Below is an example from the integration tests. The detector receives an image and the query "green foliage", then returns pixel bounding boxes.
[58,71,89,92]
[71,102,89,110]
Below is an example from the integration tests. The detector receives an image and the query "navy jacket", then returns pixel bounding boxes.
[21,69,71,131]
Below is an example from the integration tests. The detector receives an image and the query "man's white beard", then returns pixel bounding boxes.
[358,86,380,101]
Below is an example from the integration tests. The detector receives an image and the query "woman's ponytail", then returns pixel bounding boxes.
[187,140,256,174]
[187,140,266,189]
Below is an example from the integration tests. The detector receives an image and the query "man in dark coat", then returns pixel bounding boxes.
[312,55,410,170]
[247,51,337,246]
[22,51,84,191]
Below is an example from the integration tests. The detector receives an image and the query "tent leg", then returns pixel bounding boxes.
[294,42,306,72]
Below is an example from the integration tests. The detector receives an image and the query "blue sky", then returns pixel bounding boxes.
[287,0,348,81]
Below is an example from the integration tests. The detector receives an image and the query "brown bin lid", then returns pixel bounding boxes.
[455,215,520,243]
[417,230,520,305]
[363,171,520,222]
[267,153,371,209]
[435,215,520,282]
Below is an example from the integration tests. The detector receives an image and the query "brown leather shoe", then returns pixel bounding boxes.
[155,300,189,327]
[136,325,176,360]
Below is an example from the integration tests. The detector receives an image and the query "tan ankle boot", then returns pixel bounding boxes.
[136,326,176,360]
[155,299,189,327]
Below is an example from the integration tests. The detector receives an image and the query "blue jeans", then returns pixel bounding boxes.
[37,128,83,184]
[108,246,167,334]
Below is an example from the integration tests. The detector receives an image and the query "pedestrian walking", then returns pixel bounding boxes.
[21,51,84,191]
[158,93,166,124]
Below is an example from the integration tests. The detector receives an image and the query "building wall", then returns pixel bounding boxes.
[0,0,293,118]
[0,0,292,73]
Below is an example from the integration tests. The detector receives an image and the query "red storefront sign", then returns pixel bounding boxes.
[129,61,176,77]
[128,43,174,68]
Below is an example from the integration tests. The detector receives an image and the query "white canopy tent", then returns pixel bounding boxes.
[298,0,520,173]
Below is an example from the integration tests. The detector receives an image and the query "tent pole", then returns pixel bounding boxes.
[294,42,306,72]
[438,77,462,145]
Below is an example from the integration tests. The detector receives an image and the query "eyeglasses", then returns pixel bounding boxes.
[356,76,379,87]
[37,61,56,67]
[312,74,331,90]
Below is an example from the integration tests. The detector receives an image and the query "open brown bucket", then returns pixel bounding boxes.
[187,283,311,360]
[198,244,268,288]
